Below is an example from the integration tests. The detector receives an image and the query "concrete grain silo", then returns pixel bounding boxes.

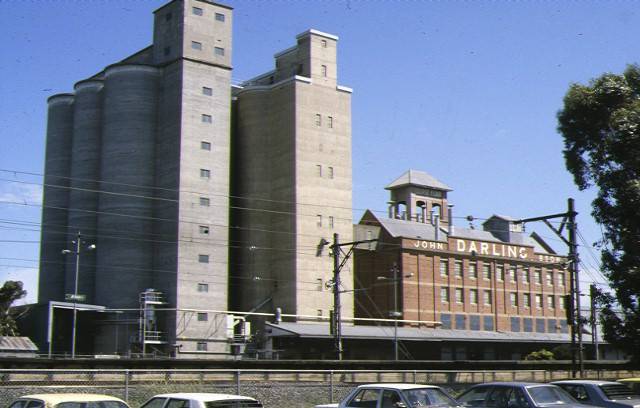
[64,80,104,304]
[38,94,75,303]
[95,64,160,309]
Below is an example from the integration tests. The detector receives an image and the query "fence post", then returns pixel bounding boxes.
[236,370,241,395]
[124,369,130,402]
[330,370,334,404]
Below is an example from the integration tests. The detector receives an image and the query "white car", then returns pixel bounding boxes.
[139,393,263,408]
[8,394,130,408]
[315,383,462,408]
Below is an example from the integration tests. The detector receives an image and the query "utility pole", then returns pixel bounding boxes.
[332,233,343,360]
[324,233,378,361]
[514,198,583,377]
[590,284,599,361]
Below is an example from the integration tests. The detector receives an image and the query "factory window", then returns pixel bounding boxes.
[200,169,210,179]
[534,268,542,285]
[483,290,492,306]
[202,87,213,96]
[496,264,504,281]
[440,260,449,277]
[201,141,211,150]
[560,296,567,310]
[558,272,565,287]
[522,267,530,284]
[316,279,323,291]
[547,295,555,309]
[454,260,463,278]
[191,41,203,51]
[316,164,322,177]
[546,271,554,286]
[535,294,543,309]
[214,47,225,56]
[510,292,518,307]
[316,214,322,227]
[197,312,208,321]
[509,266,517,283]
[321,64,327,77]
[197,283,209,292]
[215,12,225,22]
[328,216,334,229]
[165,12,173,21]
[164,46,171,56]
[470,289,478,304]
[199,197,210,206]
[328,166,334,179]
[202,114,212,123]
[469,262,477,279]
[199,225,209,235]
[315,113,322,126]
[198,254,209,263]
[441,287,449,302]
[523,293,531,308]
[192,6,203,16]
[482,264,490,280]
[321,39,327,48]
[328,116,333,128]
[455,288,464,304]
[196,341,207,351]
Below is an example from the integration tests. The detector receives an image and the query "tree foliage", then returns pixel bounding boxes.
[524,349,554,361]
[557,64,640,360]
[0,280,27,336]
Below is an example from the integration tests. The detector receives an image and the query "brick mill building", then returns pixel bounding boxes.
[351,170,572,360]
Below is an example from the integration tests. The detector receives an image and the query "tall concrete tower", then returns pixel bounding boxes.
[231,30,353,324]
[38,0,233,358]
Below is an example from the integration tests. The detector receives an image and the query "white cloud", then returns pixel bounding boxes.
[0,182,43,205]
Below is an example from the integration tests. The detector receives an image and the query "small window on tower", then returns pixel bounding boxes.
[328,216,334,229]
[328,116,333,128]
[199,225,209,235]
[201,141,211,150]
[197,312,208,321]
[197,341,207,351]
[199,197,210,206]
[191,41,203,51]
[321,64,327,77]
[197,283,209,292]
[214,47,225,56]
[215,13,225,22]
[202,114,212,123]
[165,12,173,22]
[192,7,203,16]
[321,39,327,48]
[316,214,322,227]
[315,114,322,126]
[328,167,334,179]
[198,254,209,263]
[202,87,213,96]
[200,168,210,178]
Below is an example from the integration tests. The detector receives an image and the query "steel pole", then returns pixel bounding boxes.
[393,264,398,361]
[71,231,81,359]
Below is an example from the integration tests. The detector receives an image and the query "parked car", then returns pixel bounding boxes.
[8,394,130,408]
[552,380,640,408]
[314,383,463,408]
[139,393,263,408]
[457,382,592,408]
[618,379,640,396]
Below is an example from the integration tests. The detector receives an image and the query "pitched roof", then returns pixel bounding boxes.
[385,169,452,191]
[0,336,38,352]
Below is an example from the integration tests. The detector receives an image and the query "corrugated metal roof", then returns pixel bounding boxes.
[385,170,452,191]
[0,336,38,352]
[266,323,580,344]
[376,216,447,242]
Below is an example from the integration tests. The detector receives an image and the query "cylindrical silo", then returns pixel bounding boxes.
[64,80,104,304]
[95,64,160,309]
[38,94,75,303]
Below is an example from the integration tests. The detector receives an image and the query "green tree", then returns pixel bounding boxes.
[524,349,554,361]
[0,280,27,336]
[557,64,640,360]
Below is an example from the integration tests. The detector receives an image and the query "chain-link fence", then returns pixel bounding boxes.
[2,368,639,408]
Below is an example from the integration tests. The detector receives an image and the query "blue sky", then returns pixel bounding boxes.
[1,1,638,304]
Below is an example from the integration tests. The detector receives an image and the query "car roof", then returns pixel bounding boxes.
[19,394,127,403]
[357,383,442,390]
[553,380,622,386]
[150,393,257,401]
[471,382,549,387]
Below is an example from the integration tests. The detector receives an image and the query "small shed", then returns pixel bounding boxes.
[0,336,38,357]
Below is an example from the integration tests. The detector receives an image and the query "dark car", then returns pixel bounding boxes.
[552,380,640,408]
[457,382,594,408]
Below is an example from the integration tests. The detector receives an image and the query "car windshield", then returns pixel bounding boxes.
[527,386,576,405]
[599,384,640,400]
[401,388,460,407]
